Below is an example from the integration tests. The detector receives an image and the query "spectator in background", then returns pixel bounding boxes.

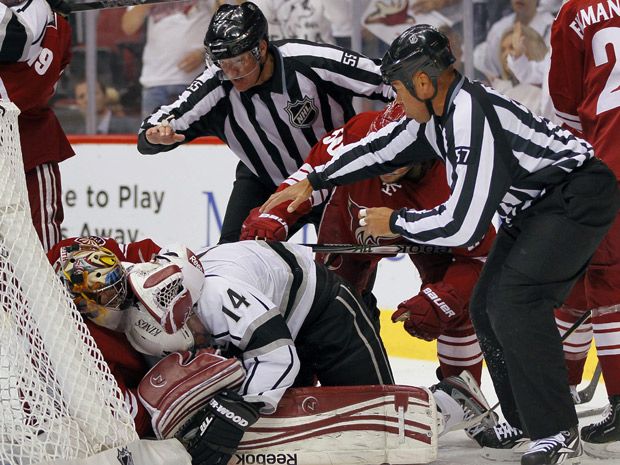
[253,0,334,43]
[474,0,553,81]
[121,0,221,118]
[323,0,352,48]
[0,0,73,252]
[74,80,140,134]
[490,23,548,116]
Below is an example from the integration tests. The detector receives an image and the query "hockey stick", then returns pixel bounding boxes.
[303,243,452,254]
[576,362,601,404]
[68,0,184,12]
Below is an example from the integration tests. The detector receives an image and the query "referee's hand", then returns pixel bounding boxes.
[358,207,399,238]
[261,179,313,214]
[145,121,185,145]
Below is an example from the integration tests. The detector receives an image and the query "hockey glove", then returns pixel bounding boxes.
[177,389,260,465]
[240,197,311,241]
[240,206,290,241]
[391,283,469,341]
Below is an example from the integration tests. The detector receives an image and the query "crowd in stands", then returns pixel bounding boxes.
[53,0,566,134]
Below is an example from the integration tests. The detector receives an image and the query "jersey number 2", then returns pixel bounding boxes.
[593,27,620,115]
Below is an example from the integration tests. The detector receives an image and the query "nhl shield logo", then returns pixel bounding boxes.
[285,96,318,128]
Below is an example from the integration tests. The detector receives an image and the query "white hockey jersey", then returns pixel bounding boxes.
[194,241,319,412]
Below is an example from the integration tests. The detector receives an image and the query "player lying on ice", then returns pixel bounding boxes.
[51,237,497,464]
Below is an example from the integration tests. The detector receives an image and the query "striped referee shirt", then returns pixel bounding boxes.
[137,40,393,188]
[308,73,594,247]
[195,241,319,412]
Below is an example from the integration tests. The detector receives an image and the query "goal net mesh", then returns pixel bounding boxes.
[0,101,137,465]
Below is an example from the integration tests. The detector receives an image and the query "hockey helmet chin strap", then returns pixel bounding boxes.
[386,59,441,118]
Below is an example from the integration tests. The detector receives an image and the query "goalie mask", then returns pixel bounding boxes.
[128,245,205,334]
[57,244,128,330]
[125,302,194,358]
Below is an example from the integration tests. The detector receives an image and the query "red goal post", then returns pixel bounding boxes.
[0,101,137,464]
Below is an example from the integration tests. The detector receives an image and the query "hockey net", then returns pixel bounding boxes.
[0,101,137,465]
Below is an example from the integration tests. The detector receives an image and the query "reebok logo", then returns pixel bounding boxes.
[209,398,250,427]
[422,288,456,318]
[234,453,297,464]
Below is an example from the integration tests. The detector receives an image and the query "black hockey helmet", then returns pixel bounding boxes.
[204,1,268,63]
[381,24,455,101]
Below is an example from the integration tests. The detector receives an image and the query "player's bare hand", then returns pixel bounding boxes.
[260,179,313,214]
[358,207,399,238]
[145,121,185,145]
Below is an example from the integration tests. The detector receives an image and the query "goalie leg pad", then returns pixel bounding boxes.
[138,349,245,439]
[234,385,438,465]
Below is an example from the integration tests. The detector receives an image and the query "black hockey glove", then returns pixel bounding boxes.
[177,389,260,465]
[45,0,72,15]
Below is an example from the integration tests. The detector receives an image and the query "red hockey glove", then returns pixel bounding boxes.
[240,207,290,241]
[391,283,469,341]
[240,198,311,241]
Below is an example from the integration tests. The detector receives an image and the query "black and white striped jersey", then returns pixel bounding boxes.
[137,40,393,188]
[194,241,319,412]
[0,0,51,62]
[308,73,594,248]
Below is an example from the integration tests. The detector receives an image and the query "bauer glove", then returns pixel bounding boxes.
[392,283,469,341]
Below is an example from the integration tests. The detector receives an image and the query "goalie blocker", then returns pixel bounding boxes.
[138,352,437,465]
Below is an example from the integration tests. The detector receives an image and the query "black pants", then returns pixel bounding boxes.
[295,264,394,387]
[470,158,620,439]
[218,162,324,244]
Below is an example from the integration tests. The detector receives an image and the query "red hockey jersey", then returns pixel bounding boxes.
[549,0,620,177]
[47,236,162,436]
[0,11,74,171]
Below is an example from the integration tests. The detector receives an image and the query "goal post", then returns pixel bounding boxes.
[0,101,137,464]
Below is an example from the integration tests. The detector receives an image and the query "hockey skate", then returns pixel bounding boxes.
[430,370,495,432]
[520,426,582,465]
[475,421,530,461]
[581,394,620,459]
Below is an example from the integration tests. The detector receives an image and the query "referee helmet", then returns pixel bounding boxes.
[204,1,268,63]
[381,24,455,101]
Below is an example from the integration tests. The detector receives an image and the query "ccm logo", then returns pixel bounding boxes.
[422,288,456,318]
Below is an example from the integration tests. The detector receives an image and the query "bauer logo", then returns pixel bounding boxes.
[285,96,318,129]
[234,453,298,464]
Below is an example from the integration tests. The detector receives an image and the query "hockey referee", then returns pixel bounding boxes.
[137,1,392,243]
[262,25,620,465]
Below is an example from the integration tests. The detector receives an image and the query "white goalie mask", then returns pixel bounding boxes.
[125,302,195,358]
[127,245,205,334]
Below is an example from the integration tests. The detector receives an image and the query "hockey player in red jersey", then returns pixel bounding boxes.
[47,235,163,436]
[0,0,74,251]
[241,102,495,387]
[549,1,620,457]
